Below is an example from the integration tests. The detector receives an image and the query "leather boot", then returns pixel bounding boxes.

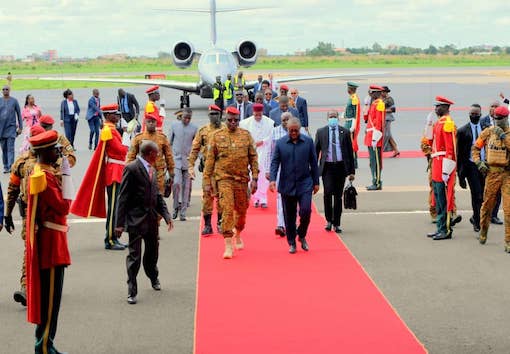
[223,238,233,259]
[217,212,223,233]
[202,214,213,235]
[234,230,244,250]
[479,228,488,245]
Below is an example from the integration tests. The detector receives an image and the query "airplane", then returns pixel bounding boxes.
[41,0,384,108]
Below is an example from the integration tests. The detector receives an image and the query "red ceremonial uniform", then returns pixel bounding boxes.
[364,98,385,147]
[26,165,71,324]
[427,115,456,211]
[144,100,163,131]
[71,122,128,218]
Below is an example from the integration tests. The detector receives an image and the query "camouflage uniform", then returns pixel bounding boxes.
[127,130,175,193]
[57,133,76,168]
[203,127,259,238]
[472,126,510,247]
[420,139,438,220]
[188,123,225,214]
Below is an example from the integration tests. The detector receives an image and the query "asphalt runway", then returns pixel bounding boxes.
[1,67,510,353]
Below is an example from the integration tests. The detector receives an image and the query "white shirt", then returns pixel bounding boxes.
[67,99,75,115]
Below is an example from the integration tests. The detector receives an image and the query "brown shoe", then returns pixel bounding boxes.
[223,238,233,259]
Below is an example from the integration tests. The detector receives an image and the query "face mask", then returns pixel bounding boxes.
[328,118,338,128]
[469,114,481,124]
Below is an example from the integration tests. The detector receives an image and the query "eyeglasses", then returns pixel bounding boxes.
[288,128,300,132]
[227,118,239,122]
[235,93,243,96]
[2,88,9,91]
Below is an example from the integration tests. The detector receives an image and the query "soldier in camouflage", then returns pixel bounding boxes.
[203,106,259,259]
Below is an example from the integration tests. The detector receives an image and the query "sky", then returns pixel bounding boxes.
[1,0,509,58]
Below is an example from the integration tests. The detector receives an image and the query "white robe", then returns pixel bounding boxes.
[240,115,274,204]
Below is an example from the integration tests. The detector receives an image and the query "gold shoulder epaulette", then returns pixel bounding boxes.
[100,124,113,142]
[29,164,47,195]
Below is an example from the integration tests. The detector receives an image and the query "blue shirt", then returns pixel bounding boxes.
[469,122,485,161]
[270,134,319,196]
[326,126,342,162]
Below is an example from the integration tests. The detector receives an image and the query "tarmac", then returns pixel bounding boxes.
[1,67,510,353]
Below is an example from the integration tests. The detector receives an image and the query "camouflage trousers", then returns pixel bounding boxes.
[202,177,221,215]
[217,180,249,238]
[480,170,510,243]
[20,215,27,290]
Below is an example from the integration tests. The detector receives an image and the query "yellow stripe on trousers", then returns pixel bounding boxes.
[108,183,116,244]
[42,268,55,354]
[375,147,381,185]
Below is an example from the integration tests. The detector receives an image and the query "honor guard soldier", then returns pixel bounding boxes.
[203,106,259,259]
[344,82,361,168]
[25,129,71,354]
[365,85,385,190]
[472,105,510,251]
[425,96,459,240]
[71,104,128,250]
[127,113,175,194]
[5,125,45,307]
[143,85,164,131]
[188,104,225,235]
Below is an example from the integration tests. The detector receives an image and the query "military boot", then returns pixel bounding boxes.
[217,212,223,233]
[223,238,233,259]
[201,214,213,235]
[234,229,244,250]
[479,228,488,245]
[504,242,510,253]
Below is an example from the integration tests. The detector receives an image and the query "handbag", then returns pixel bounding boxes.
[343,181,358,210]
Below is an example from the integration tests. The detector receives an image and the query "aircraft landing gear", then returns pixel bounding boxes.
[180,92,190,108]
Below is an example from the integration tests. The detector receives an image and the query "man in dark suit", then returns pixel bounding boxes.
[290,88,309,131]
[457,104,485,232]
[117,88,140,123]
[115,141,173,305]
[315,110,355,233]
[270,117,319,254]
[269,96,299,126]
[228,90,253,120]
[478,101,503,225]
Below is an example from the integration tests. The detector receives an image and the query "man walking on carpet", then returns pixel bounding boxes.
[270,117,319,254]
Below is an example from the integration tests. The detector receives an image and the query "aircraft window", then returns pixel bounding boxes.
[219,54,229,63]
[205,55,216,64]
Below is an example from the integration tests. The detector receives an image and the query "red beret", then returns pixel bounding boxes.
[144,113,158,121]
[208,104,222,112]
[225,106,240,115]
[145,85,160,94]
[369,85,384,92]
[494,106,510,117]
[252,103,264,112]
[101,103,120,114]
[433,96,454,106]
[39,115,55,125]
[29,130,59,149]
[30,124,46,137]
[280,84,289,91]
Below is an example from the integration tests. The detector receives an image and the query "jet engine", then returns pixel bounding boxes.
[172,41,195,68]
[234,40,257,67]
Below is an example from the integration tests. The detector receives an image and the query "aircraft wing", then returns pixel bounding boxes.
[39,77,200,93]
[270,71,388,84]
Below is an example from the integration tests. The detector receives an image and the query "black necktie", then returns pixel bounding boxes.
[332,128,338,162]
[474,125,479,142]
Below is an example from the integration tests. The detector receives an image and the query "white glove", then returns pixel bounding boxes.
[74,113,79,121]
[61,156,71,176]
[442,173,449,184]
[350,125,355,133]
[371,140,377,148]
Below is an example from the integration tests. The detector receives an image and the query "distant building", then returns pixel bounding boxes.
[42,49,58,61]
[97,53,128,60]
[0,55,15,62]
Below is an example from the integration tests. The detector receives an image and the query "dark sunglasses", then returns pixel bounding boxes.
[288,128,300,132]
[227,118,239,122]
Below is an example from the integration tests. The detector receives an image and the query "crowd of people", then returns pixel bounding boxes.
[3,70,510,353]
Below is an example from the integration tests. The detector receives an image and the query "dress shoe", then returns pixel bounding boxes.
[151,279,161,291]
[88,144,92,150]
[172,208,179,220]
[127,295,137,304]
[180,212,186,221]
[427,231,439,238]
[451,214,462,227]
[275,226,286,237]
[391,151,400,158]
[469,217,481,232]
[289,244,297,254]
[334,226,342,234]
[254,201,259,208]
[491,216,503,225]
[114,239,127,248]
[324,222,332,232]
[201,225,213,236]
[299,238,309,251]
[366,185,382,191]
[13,290,27,306]
[433,232,452,240]
[3,169,9,174]
[105,242,125,251]
[261,203,268,209]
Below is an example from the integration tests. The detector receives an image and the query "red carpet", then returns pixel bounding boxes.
[194,195,427,354]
